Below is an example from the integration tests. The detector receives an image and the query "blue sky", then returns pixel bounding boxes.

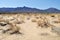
[0,0,60,9]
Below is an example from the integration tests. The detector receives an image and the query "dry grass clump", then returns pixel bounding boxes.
[27,17,30,20]
[51,26,60,36]
[6,22,22,34]
[31,19,37,22]
[53,21,60,23]
[37,20,49,28]
[0,17,23,35]
[40,33,49,36]
[35,16,39,19]
[36,16,53,28]
[51,15,55,17]
[37,17,49,28]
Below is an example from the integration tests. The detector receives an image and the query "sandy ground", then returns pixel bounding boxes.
[0,13,60,40]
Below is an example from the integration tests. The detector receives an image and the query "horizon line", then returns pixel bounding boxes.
[0,6,59,10]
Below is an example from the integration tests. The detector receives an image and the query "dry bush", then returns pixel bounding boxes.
[51,15,55,17]
[6,22,21,34]
[37,18,51,28]
[0,18,22,35]
[51,26,60,36]
[35,16,39,19]
[31,19,37,22]
[40,33,49,36]
[53,21,60,23]
[37,20,46,28]
[26,17,30,20]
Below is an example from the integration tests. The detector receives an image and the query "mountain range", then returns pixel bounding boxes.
[0,6,60,13]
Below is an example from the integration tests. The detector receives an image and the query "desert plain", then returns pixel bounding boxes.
[0,13,60,40]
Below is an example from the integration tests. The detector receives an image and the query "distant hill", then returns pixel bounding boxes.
[0,6,60,13]
[44,8,60,13]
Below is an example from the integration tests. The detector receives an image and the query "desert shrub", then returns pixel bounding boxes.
[31,19,37,22]
[51,15,55,17]
[27,17,30,20]
[37,20,42,27]
[40,33,49,36]
[0,23,7,26]
[51,27,60,35]
[37,20,50,28]
[35,16,39,19]
[53,20,60,23]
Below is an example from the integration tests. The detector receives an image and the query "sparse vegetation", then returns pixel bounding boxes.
[0,13,60,40]
[31,19,37,22]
